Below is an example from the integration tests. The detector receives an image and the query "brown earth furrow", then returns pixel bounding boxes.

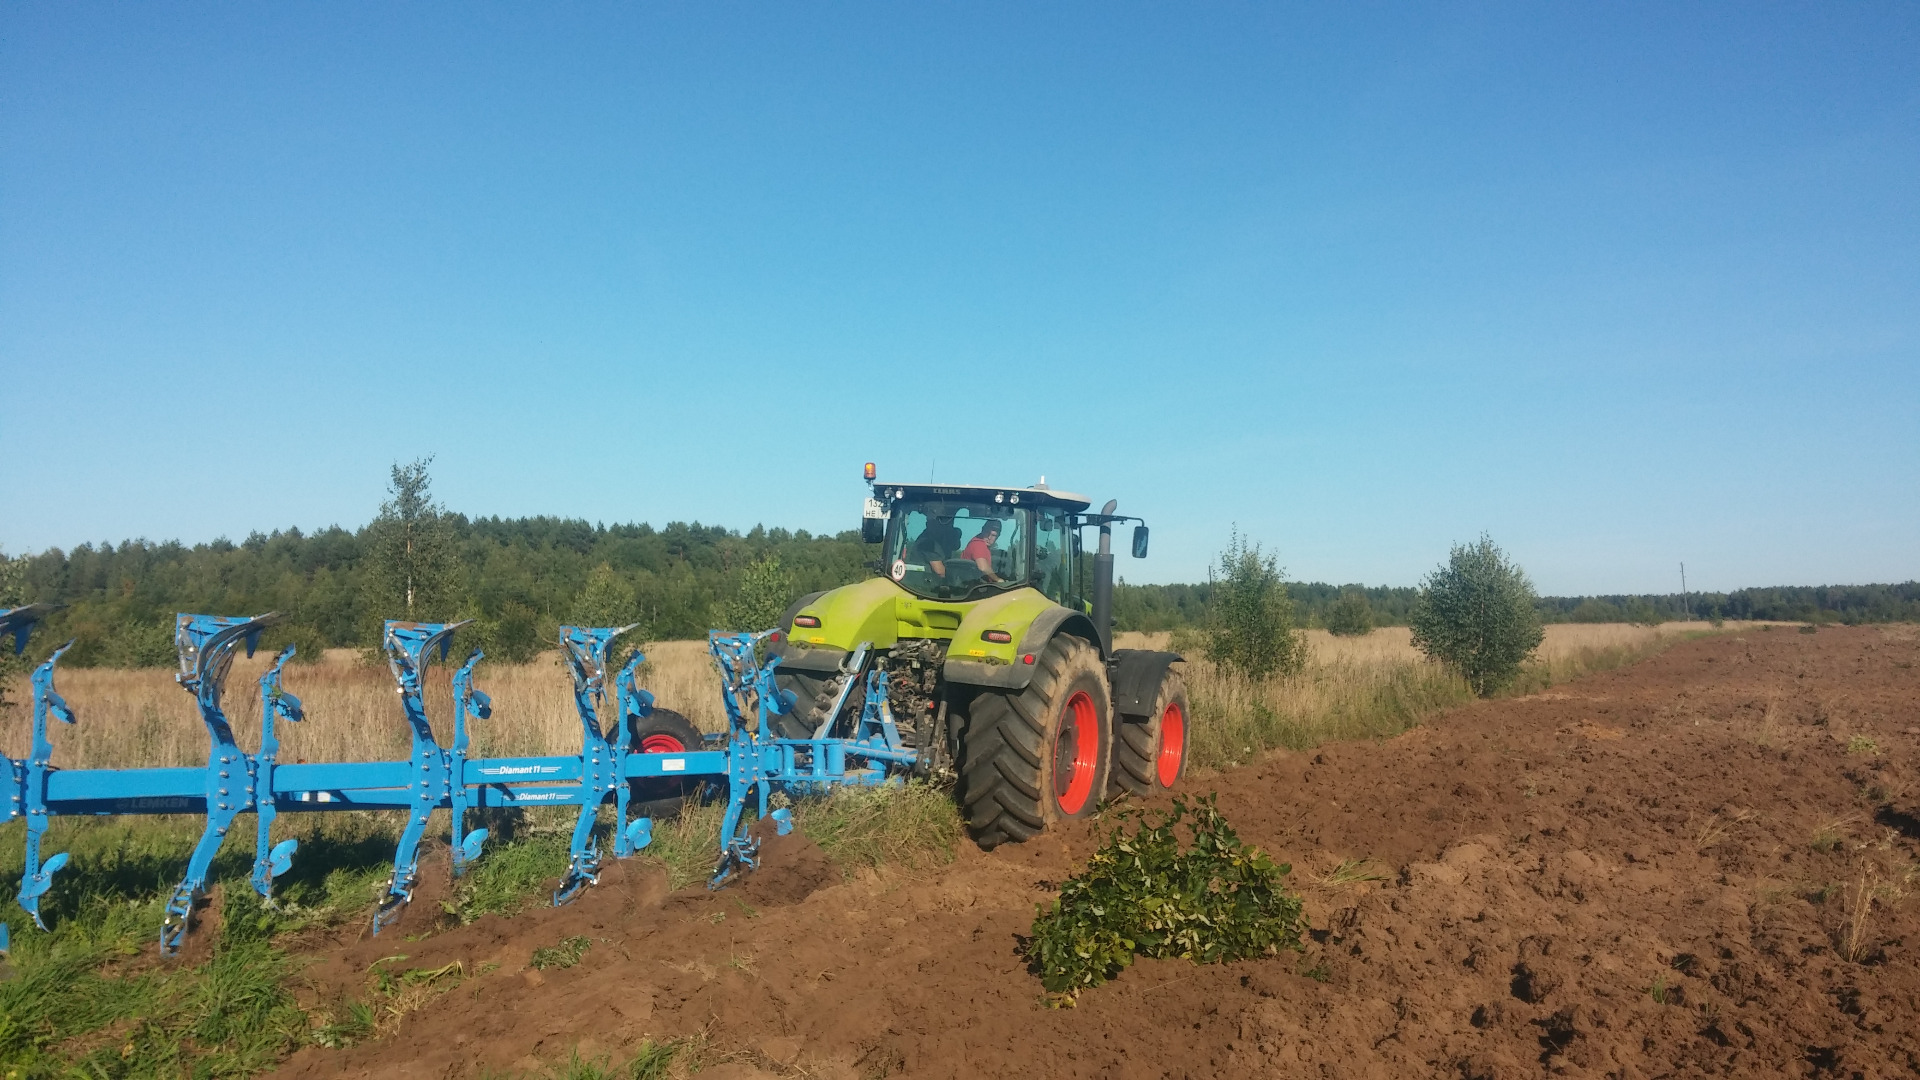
[273,626,1920,1079]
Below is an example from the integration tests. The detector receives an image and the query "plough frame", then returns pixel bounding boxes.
[0,605,912,956]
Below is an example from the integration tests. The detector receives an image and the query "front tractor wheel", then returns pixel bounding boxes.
[960,635,1113,848]
[1112,671,1190,796]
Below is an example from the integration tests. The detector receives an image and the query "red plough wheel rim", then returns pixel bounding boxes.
[639,734,686,753]
[1156,700,1185,788]
[1053,691,1099,814]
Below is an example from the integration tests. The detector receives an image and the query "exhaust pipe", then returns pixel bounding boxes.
[1091,499,1116,655]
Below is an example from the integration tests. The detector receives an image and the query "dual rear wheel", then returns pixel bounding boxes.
[1111,669,1190,797]
[960,635,1188,848]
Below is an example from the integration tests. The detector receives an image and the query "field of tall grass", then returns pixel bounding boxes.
[1121,622,1721,770]
[0,640,727,771]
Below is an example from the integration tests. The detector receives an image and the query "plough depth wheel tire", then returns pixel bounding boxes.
[1111,670,1189,798]
[960,634,1112,848]
[628,708,707,820]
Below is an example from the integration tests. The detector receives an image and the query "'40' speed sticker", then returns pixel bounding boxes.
[890,559,907,581]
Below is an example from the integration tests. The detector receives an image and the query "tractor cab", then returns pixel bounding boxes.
[867,483,1092,605]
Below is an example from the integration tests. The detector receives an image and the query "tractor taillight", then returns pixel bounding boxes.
[1021,653,1036,665]
[983,630,1012,643]
[794,615,821,628]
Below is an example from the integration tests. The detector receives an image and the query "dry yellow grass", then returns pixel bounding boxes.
[1117,620,1712,666]
[4,623,1721,772]
[1118,621,1722,770]
[0,639,725,770]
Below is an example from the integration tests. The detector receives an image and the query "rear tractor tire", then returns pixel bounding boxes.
[1110,670,1190,797]
[959,634,1113,848]
[770,669,833,739]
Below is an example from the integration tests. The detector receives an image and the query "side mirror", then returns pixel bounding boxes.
[861,517,886,544]
[1131,525,1149,559]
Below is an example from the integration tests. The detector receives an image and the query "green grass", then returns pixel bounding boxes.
[529,935,591,970]
[0,887,308,1078]
[447,833,572,923]
[0,806,560,1076]
[1313,858,1389,888]
[793,781,963,874]
[616,782,963,889]
[478,1040,678,1080]
[0,814,400,1078]
[633,800,729,890]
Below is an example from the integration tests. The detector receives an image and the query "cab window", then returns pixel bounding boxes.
[1033,508,1071,604]
[887,501,1030,601]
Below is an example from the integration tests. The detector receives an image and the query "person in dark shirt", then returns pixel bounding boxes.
[914,511,963,577]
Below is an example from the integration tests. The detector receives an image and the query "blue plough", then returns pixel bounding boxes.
[0,605,912,957]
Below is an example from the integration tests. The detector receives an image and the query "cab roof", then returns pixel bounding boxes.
[876,482,1092,513]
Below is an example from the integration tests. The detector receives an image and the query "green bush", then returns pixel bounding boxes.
[570,564,639,629]
[1323,590,1374,637]
[715,553,794,633]
[1027,795,1304,1006]
[1203,530,1307,678]
[259,622,330,664]
[1409,534,1544,696]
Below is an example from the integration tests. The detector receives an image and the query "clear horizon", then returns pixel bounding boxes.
[4,4,1915,596]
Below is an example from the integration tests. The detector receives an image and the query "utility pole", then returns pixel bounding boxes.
[1680,562,1690,622]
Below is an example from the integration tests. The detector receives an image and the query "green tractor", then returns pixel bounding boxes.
[770,466,1187,847]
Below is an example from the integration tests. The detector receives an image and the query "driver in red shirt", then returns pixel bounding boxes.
[962,518,1003,583]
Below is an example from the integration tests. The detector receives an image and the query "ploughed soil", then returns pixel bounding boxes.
[272,626,1920,1079]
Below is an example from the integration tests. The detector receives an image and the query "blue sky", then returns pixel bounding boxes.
[2,3,1915,594]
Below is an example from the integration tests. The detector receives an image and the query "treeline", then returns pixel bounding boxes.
[1,518,870,667]
[3,517,1913,670]
[1533,583,1920,626]
[1116,580,1920,630]
[1115,581,1423,631]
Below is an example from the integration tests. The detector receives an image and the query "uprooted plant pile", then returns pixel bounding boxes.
[1027,794,1305,1005]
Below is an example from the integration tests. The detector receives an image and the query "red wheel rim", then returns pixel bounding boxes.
[1052,691,1099,814]
[639,733,686,753]
[1156,701,1185,788]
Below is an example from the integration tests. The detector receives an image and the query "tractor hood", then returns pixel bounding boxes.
[776,578,1098,691]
